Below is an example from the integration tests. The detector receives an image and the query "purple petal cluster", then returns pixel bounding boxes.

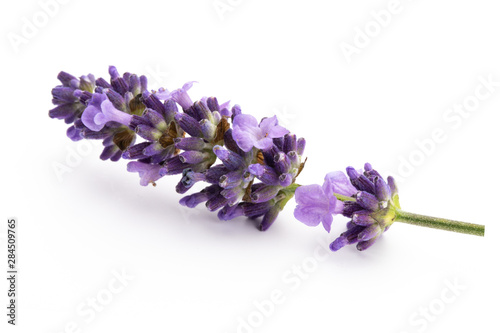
[294,163,400,251]
[49,66,148,161]
[49,66,306,230]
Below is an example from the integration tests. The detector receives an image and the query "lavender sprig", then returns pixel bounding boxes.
[49,66,485,253]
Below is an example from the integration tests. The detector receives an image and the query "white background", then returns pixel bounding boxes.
[1,0,499,332]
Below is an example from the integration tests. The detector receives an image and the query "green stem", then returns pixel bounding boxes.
[330,191,485,237]
[395,209,485,237]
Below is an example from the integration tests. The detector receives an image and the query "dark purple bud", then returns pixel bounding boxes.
[143,142,164,156]
[342,201,364,218]
[242,202,272,218]
[205,165,229,184]
[123,142,150,159]
[250,185,280,203]
[139,75,148,92]
[248,164,279,186]
[213,145,245,171]
[207,97,219,111]
[297,138,306,155]
[206,195,228,212]
[109,66,119,80]
[66,126,83,141]
[260,206,280,231]
[100,145,119,161]
[160,156,188,176]
[179,151,210,164]
[272,137,284,151]
[142,93,165,114]
[128,74,141,95]
[352,211,376,226]
[356,237,378,251]
[164,99,178,122]
[218,204,245,221]
[200,119,216,140]
[57,71,77,85]
[223,129,244,155]
[52,87,76,101]
[231,105,242,121]
[387,176,398,195]
[135,125,162,141]
[129,115,150,129]
[274,153,291,175]
[358,224,381,241]
[330,236,348,251]
[342,225,365,244]
[111,77,128,96]
[174,137,209,151]
[283,134,297,153]
[356,192,379,211]
[95,77,111,89]
[73,90,92,103]
[179,191,211,208]
[286,151,299,167]
[375,177,391,202]
[192,101,213,122]
[279,173,293,187]
[346,221,357,230]
[220,187,243,202]
[175,113,203,138]
[105,89,126,111]
[144,110,167,129]
[219,170,243,189]
[49,104,76,120]
[346,167,360,180]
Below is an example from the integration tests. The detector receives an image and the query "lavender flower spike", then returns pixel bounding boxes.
[48,67,485,257]
[232,114,289,152]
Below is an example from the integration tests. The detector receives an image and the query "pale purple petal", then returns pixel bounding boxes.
[81,105,103,131]
[267,125,289,138]
[232,127,256,152]
[259,115,278,133]
[233,114,258,128]
[293,184,330,228]
[127,162,163,186]
[254,137,274,150]
[101,100,132,126]
[324,171,358,197]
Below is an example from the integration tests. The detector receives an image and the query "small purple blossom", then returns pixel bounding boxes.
[127,161,163,186]
[232,114,289,152]
[82,93,133,131]
[294,175,344,233]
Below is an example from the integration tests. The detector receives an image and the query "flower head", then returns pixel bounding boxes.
[82,93,133,131]
[329,163,400,251]
[232,114,289,152]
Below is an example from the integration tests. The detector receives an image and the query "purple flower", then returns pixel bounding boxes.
[324,171,357,197]
[294,176,344,233]
[232,114,289,152]
[328,163,400,251]
[127,161,163,186]
[82,93,133,132]
[170,82,196,109]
